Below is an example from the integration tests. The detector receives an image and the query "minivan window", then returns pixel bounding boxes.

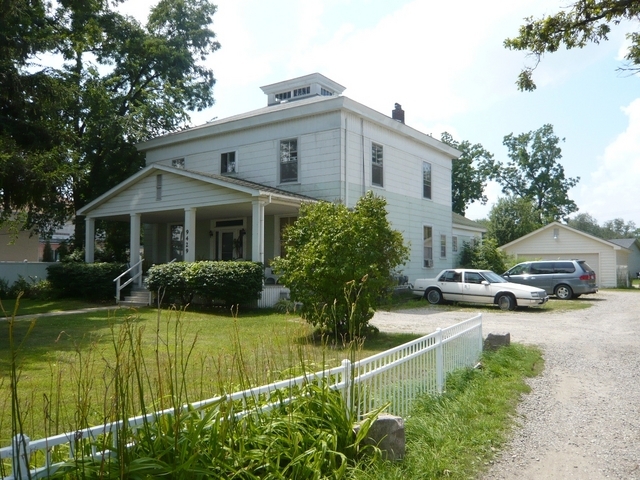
[554,262,575,274]
[508,264,529,275]
[530,262,553,274]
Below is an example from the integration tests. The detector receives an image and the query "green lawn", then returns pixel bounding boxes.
[0,305,420,445]
[0,298,112,317]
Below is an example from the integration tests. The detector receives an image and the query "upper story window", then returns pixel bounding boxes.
[280,139,298,183]
[320,88,333,96]
[275,91,292,101]
[172,158,185,169]
[423,162,432,199]
[452,236,458,253]
[293,86,310,97]
[221,151,236,174]
[372,143,383,187]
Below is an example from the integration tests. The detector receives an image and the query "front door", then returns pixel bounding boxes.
[220,231,234,260]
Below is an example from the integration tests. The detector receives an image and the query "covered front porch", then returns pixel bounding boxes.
[77,165,313,304]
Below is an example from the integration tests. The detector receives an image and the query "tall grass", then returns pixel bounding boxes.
[2,298,385,479]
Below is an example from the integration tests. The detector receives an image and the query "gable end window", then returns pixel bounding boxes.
[423,162,432,199]
[221,151,236,174]
[280,139,298,183]
[171,158,185,169]
[372,143,383,187]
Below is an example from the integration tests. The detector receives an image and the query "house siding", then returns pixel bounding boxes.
[89,172,249,217]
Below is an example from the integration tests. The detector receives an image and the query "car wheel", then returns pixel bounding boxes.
[425,288,443,305]
[555,284,573,300]
[497,293,516,311]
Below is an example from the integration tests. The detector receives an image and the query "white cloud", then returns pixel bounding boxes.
[576,99,640,225]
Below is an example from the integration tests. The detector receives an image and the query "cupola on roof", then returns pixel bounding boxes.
[260,73,346,106]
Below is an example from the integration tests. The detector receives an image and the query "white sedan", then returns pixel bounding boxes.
[412,268,549,311]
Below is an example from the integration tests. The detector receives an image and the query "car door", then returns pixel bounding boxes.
[527,262,555,293]
[463,271,492,304]
[437,270,463,301]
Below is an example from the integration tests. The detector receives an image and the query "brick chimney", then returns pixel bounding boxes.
[392,103,405,123]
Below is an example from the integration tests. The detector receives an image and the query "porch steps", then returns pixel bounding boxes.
[120,285,152,307]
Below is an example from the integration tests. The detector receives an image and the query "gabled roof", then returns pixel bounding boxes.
[610,238,640,249]
[452,212,486,232]
[499,221,630,250]
[77,164,318,216]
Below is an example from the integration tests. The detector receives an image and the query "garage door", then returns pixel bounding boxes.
[515,253,600,284]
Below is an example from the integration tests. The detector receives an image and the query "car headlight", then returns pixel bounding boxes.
[530,291,544,298]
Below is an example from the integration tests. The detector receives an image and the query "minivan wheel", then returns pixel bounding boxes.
[497,293,516,311]
[555,284,573,300]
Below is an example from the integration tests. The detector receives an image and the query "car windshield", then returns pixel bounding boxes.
[481,271,507,283]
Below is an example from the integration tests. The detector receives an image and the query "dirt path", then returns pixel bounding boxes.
[370,290,640,479]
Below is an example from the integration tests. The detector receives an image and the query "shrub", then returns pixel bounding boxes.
[145,261,264,306]
[271,192,409,339]
[47,262,127,301]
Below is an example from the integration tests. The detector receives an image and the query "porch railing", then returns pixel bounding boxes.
[0,314,483,479]
[113,258,143,304]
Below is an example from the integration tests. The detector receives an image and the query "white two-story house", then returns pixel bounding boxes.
[78,73,461,294]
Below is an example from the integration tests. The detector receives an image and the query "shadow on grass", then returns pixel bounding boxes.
[0,308,141,372]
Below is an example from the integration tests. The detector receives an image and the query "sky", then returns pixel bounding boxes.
[122,0,640,227]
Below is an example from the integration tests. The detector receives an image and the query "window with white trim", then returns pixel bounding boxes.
[280,139,298,183]
[423,226,433,268]
[440,234,447,258]
[275,91,291,101]
[423,162,432,199]
[293,86,310,97]
[452,236,458,253]
[171,158,185,169]
[372,143,383,187]
[221,151,236,174]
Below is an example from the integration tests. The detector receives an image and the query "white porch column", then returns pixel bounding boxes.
[130,213,141,266]
[251,200,265,264]
[184,207,196,262]
[84,217,95,263]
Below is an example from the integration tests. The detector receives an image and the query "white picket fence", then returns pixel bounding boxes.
[1,314,483,479]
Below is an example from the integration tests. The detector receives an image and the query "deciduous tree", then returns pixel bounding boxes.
[495,124,579,223]
[487,196,543,246]
[505,0,640,91]
[1,0,220,244]
[441,132,496,216]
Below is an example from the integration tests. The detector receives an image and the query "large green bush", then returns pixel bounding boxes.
[270,192,409,339]
[145,261,264,306]
[47,262,127,301]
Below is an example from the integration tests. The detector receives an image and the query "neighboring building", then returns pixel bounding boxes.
[77,73,460,285]
[452,212,486,266]
[610,238,640,279]
[0,226,39,262]
[499,221,632,288]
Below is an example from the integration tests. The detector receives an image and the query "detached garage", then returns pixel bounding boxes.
[499,222,631,288]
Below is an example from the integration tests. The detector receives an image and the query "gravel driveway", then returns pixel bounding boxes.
[370,289,640,479]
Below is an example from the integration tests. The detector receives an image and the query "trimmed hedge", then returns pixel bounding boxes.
[145,261,264,306]
[47,262,128,302]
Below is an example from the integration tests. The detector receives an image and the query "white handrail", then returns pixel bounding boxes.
[113,258,144,304]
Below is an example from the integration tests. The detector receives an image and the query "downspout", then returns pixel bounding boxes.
[361,118,365,197]
[344,116,348,207]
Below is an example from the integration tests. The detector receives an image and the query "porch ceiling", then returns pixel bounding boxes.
[99,201,301,224]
